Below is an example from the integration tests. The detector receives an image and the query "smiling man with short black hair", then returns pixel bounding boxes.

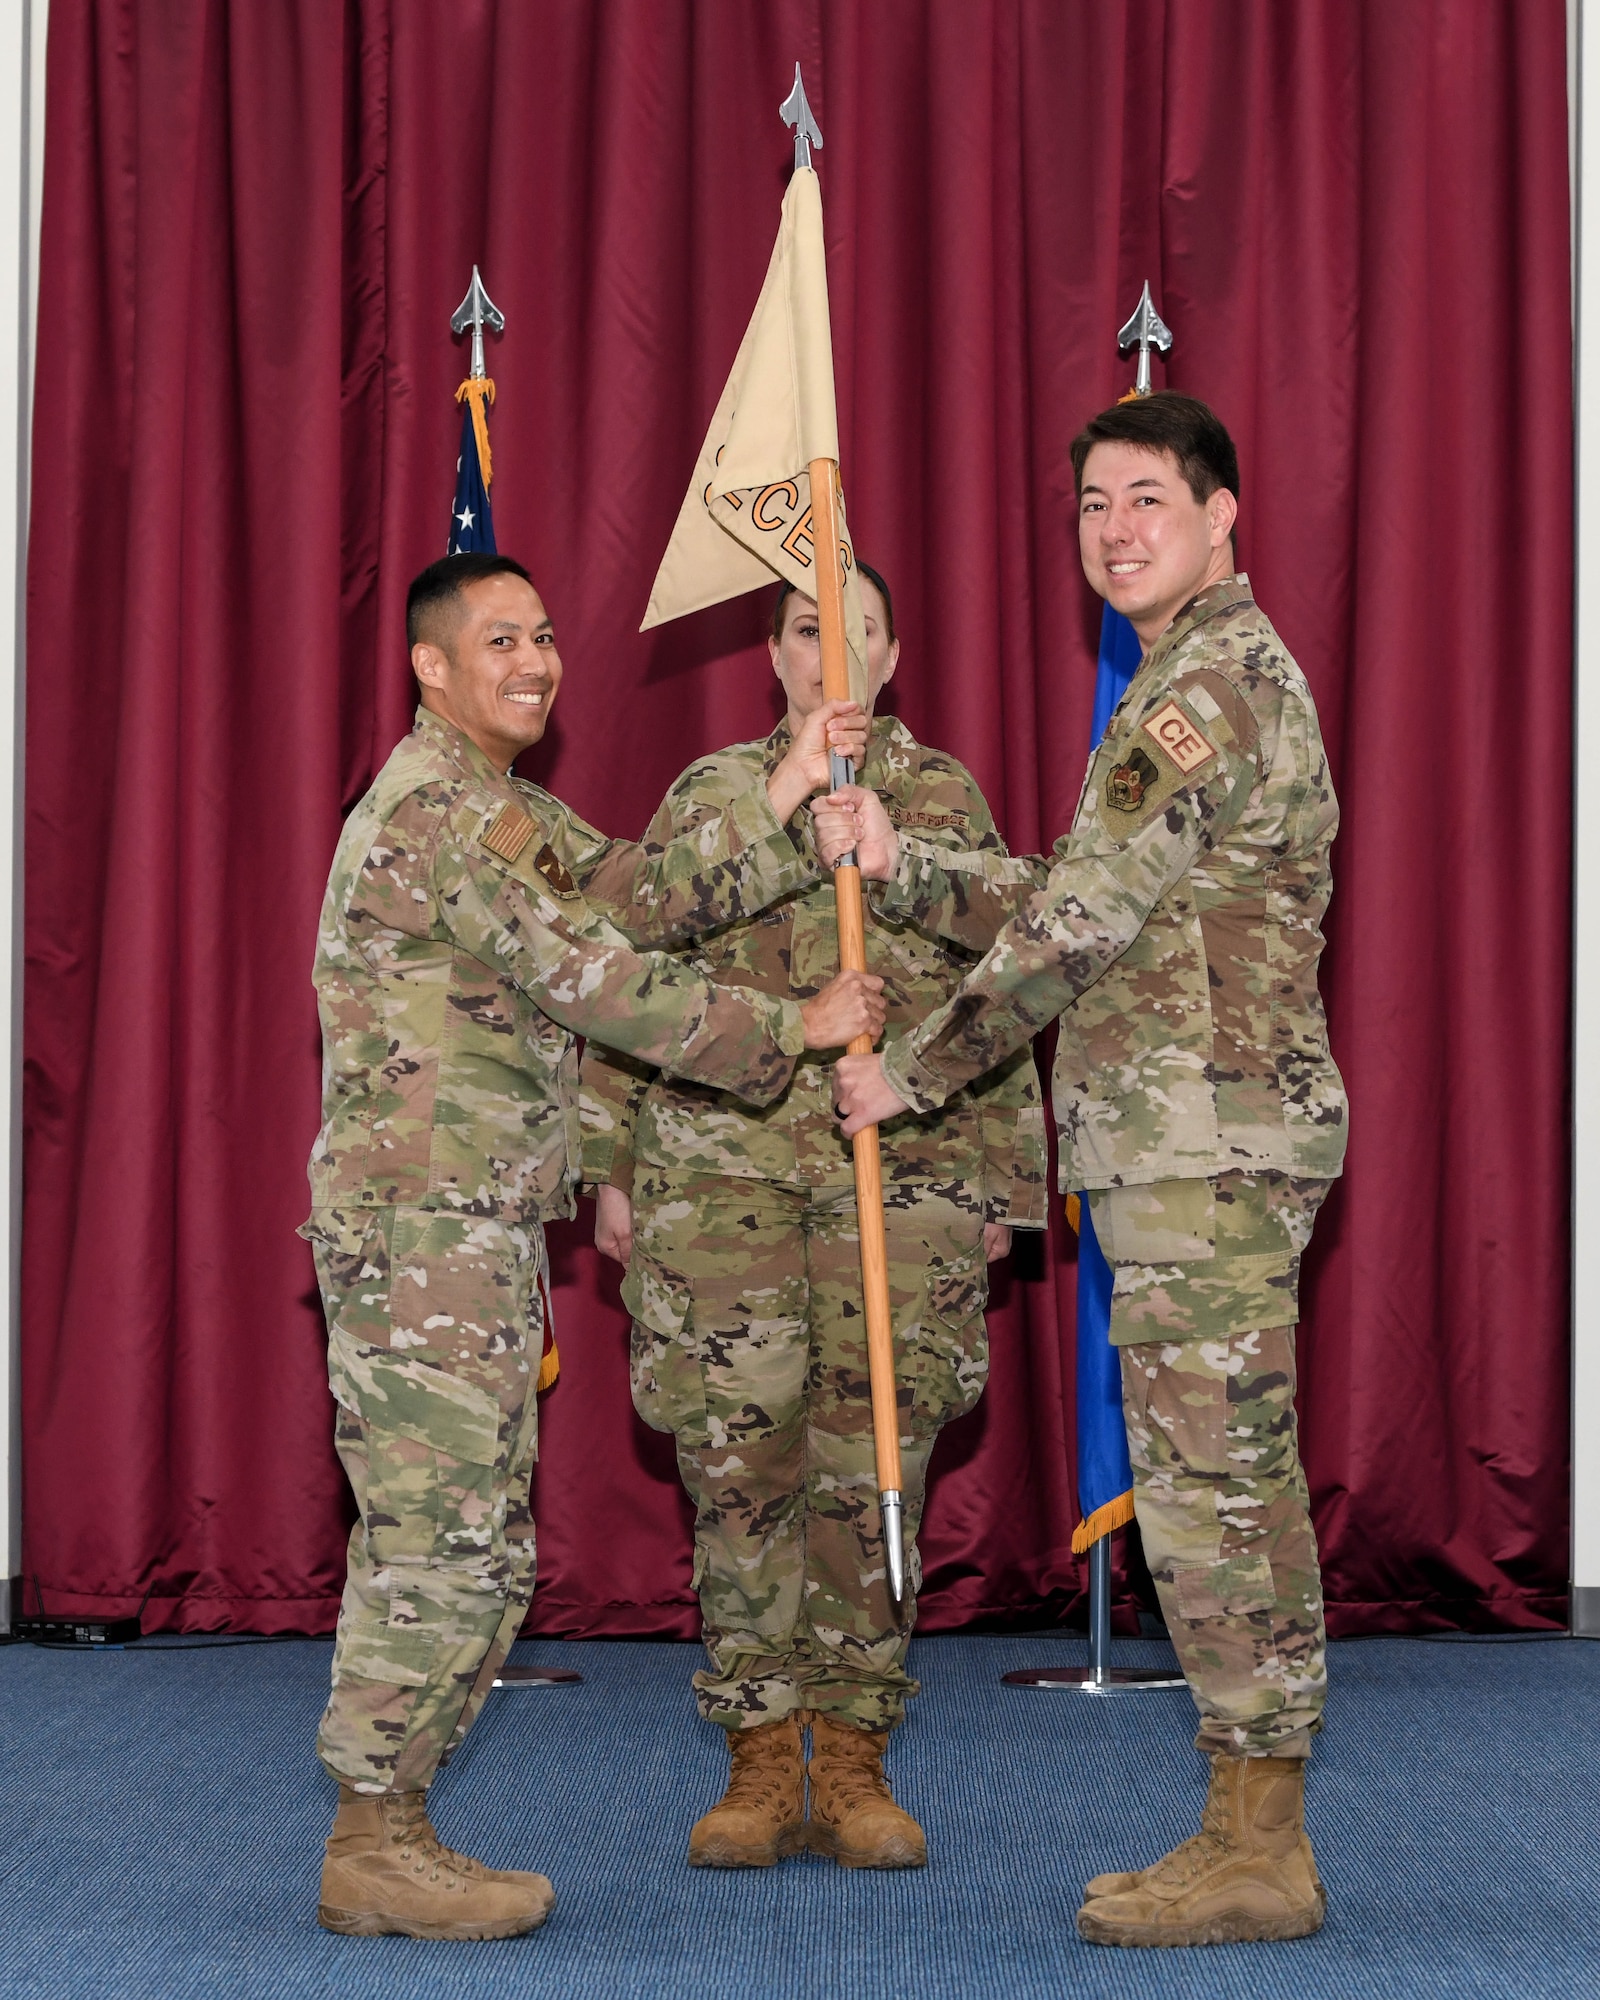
[304,552,883,1941]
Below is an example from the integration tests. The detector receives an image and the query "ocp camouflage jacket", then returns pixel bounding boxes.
[581,715,1049,1226]
[876,579,1347,1191]
[307,709,814,1230]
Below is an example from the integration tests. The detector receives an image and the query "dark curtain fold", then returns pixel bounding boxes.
[23,0,1571,1636]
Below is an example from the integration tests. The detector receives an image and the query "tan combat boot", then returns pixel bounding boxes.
[1077,1753,1325,1948]
[804,1712,927,1869]
[687,1715,807,1866]
[319,1786,556,1939]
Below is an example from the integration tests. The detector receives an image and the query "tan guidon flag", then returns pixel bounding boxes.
[642,166,868,705]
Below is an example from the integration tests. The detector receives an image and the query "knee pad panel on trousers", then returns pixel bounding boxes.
[329,1329,509,1567]
[1131,1478,1226,1572]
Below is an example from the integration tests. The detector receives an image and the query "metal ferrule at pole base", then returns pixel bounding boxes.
[829,750,857,868]
[880,1489,905,1603]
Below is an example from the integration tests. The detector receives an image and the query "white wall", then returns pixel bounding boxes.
[1575,0,1596,1635]
[1574,0,1600,1638]
[0,0,45,1630]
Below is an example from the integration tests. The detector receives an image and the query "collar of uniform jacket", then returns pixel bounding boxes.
[410,705,517,792]
[1131,573,1256,692]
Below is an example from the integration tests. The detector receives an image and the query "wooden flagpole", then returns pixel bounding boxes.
[807,457,906,1604]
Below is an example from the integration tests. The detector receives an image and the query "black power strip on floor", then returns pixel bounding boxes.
[11,1615,143,1648]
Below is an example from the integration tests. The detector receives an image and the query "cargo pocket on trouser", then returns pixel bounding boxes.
[622,1256,708,1446]
[307,1207,395,1353]
[319,1326,514,1791]
[903,1244,990,1440]
[1092,1179,1222,1343]
[1171,1550,1278,1622]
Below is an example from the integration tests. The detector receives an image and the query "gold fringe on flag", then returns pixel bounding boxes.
[534,1262,559,1393]
[1071,1489,1136,1554]
[454,376,496,488]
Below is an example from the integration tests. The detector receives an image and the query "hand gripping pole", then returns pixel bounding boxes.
[808,458,905,1605]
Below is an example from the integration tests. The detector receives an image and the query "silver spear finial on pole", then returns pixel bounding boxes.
[780,62,824,172]
[1117,281,1173,397]
[451,265,505,381]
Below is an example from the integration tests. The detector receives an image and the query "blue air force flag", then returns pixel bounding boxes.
[1070,602,1143,1553]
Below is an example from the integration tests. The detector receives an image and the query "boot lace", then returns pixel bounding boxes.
[811,1735,895,1816]
[1132,1768,1241,1892]
[382,1793,484,1892]
[1137,1827,1230,1892]
[721,1733,801,1814]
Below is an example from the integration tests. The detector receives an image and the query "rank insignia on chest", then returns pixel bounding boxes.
[1105,747,1159,812]
[482,803,535,863]
[534,844,580,898]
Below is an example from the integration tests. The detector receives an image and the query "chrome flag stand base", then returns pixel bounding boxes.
[1002,1537,1187,1695]
[493,1665,583,1689]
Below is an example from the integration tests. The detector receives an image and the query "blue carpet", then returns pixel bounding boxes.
[0,1630,1594,1998]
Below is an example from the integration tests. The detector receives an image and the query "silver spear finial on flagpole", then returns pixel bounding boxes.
[780,63,824,171]
[451,266,505,381]
[1117,281,1173,397]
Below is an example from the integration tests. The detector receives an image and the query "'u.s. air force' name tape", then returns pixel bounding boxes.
[887,804,970,832]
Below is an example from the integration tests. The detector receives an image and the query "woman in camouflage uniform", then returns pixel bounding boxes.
[582,566,1047,1871]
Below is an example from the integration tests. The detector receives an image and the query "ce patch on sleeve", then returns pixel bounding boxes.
[1098,693,1220,833]
[1142,701,1217,775]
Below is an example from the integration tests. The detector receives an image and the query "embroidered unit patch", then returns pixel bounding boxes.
[1105,747,1159,812]
[482,803,535,863]
[1142,700,1217,774]
[534,843,579,897]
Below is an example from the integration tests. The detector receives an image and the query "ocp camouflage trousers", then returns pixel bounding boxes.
[625,1169,990,1733]
[1090,1174,1330,1759]
[303,1205,545,1793]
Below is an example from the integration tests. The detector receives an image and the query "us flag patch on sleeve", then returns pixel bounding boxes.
[481,803,535,863]
[1142,700,1217,774]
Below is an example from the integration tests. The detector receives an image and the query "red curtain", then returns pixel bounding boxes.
[24,0,1571,1636]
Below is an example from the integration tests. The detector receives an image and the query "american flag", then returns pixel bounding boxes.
[447,393,496,553]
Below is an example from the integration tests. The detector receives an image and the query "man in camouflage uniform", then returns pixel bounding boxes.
[582,566,1048,1872]
[305,551,882,1940]
[827,395,1346,1947]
